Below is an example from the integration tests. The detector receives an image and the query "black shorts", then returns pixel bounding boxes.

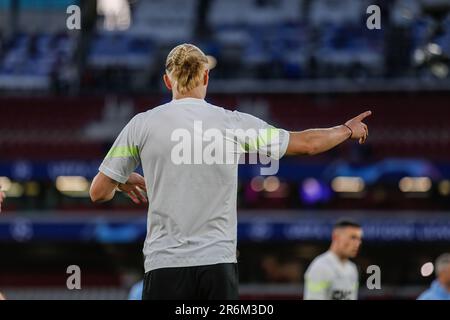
[142,263,239,300]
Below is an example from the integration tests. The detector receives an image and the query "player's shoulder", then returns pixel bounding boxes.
[132,103,171,122]
[144,102,172,115]
[417,289,434,300]
[204,102,252,126]
[205,101,234,115]
[206,103,267,129]
[305,256,334,281]
[306,251,334,273]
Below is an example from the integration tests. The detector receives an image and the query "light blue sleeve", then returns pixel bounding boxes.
[417,289,435,300]
[128,280,144,300]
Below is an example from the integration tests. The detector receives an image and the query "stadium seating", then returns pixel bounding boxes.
[0,33,75,90]
[1,93,450,161]
[1,0,449,91]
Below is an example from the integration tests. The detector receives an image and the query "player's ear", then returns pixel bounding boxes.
[331,229,339,241]
[203,69,209,86]
[163,74,172,90]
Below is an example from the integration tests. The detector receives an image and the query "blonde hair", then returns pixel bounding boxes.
[165,44,209,95]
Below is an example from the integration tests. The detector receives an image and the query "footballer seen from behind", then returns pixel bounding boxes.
[304,219,363,300]
[89,44,371,300]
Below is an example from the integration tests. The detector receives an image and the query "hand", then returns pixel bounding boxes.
[344,110,372,144]
[0,189,5,213]
[118,173,147,204]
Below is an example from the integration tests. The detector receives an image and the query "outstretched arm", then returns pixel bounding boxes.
[286,111,372,156]
[90,172,147,204]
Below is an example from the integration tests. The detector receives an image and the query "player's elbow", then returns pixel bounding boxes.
[89,189,102,203]
[89,184,106,203]
[90,172,116,203]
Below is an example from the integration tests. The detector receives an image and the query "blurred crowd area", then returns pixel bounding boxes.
[1,0,450,300]
[0,0,449,93]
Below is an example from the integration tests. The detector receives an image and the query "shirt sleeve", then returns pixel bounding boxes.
[99,115,141,184]
[128,280,144,300]
[229,110,290,160]
[303,263,333,300]
[417,290,433,300]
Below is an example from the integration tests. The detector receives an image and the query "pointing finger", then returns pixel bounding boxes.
[356,110,372,121]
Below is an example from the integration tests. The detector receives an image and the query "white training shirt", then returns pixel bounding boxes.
[304,250,359,300]
[99,97,290,272]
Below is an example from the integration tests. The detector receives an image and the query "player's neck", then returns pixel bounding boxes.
[172,87,206,100]
[329,248,348,263]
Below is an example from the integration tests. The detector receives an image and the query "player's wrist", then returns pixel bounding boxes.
[342,124,353,139]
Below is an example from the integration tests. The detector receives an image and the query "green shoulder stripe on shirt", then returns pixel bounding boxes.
[242,127,281,152]
[305,279,331,293]
[106,145,139,158]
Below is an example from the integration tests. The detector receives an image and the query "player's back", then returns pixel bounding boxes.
[100,96,290,273]
[137,98,242,272]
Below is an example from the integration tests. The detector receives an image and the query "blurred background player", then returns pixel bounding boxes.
[303,219,362,300]
[418,253,450,300]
